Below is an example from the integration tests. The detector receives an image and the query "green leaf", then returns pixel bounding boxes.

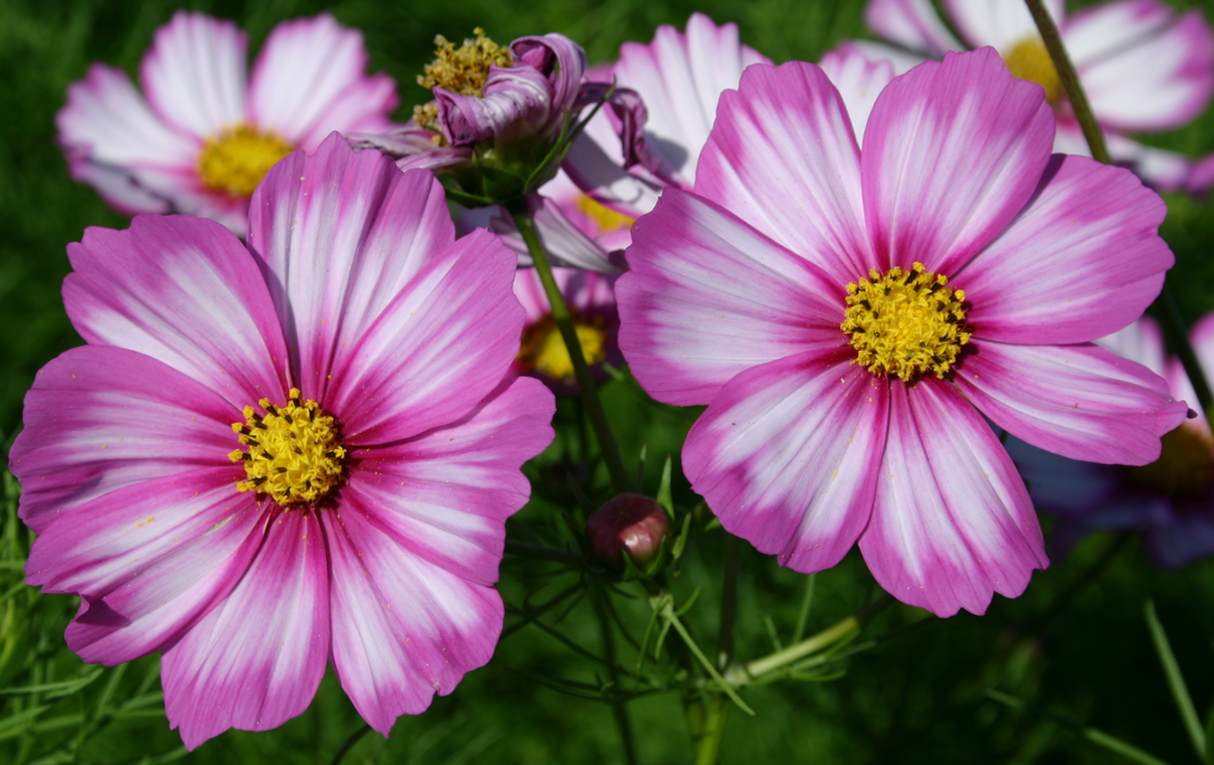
[656,456,674,521]
[1145,600,1206,761]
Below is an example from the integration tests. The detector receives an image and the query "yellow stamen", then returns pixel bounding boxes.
[229,388,346,506]
[518,314,608,380]
[1003,37,1063,106]
[413,27,512,135]
[1126,423,1214,498]
[574,194,636,234]
[197,124,294,198]
[841,262,971,382]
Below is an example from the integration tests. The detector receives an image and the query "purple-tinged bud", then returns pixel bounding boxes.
[585,493,670,568]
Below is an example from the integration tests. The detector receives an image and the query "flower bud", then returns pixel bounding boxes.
[585,493,670,568]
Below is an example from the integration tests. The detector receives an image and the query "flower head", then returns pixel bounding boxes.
[856,0,1214,192]
[10,134,554,747]
[585,494,671,568]
[1011,317,1214,568]
[512,265,620,393]
[617,49,1187,616]
[355,28,587,196]
[56,12,398,236]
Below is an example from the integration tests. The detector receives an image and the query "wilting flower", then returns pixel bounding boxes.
[356,30,585,177]
[617,49,1187,616]
[56,12,398,236]
[512,265,620,392]
[1011,317,1214,568]
[856,0,1214,192]
[10,135,554,747]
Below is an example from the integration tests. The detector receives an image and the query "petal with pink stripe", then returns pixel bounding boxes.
[859,380,1047,617]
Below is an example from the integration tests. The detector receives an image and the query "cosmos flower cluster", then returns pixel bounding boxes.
[16,0,1214,750]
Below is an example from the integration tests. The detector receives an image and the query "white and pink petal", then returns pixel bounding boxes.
[162,510,329,750]
[248,14,397,150]
[696,61,875,282]
[957,154,1171,345]
[859,380,1047,617]
[861,48,1054,276]
[325,508,504,735]
[140,11,248,139]
[956,340,1188,465]
[63,214,290,408]
[617,188,845,406]
[683,351,888,573]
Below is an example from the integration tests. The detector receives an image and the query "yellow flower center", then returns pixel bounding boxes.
[229,388,347,506]
[413,27,512,135]
[1125,423,1214,499]
[841,262,971,382]
[199,125,293,197]
[518,315,608,380]
[574,194,636,234]
[197,124,294,199]
[1003,37,1063,106]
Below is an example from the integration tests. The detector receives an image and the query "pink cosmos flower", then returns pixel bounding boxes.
[616,48,1188,616]
[512,265,620,393]
[9,134,554,748]
[856,0,1214,192]
[1011,316,1214,568]
[56,12,398,236]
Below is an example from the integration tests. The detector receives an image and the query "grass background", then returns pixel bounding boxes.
[4,0,1214,762]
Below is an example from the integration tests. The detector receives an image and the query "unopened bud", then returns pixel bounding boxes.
[585,493,670,568]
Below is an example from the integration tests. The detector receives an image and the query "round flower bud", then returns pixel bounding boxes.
[585,493,671,568]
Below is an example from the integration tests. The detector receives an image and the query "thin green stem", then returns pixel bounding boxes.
[792,573,817,645]
[1144,600,1206,762]
[1026,0,1214,426]
[1023,0,1109,164]
[716,535,741,669]
[730,595,892,684]
[509,205,631,494]
[593,584,638,765]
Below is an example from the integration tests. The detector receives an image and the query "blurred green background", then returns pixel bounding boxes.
[4,0,1214,762]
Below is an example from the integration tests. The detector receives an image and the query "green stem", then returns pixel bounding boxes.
[716,535,741,669]
[686,692,730,765]
[729,595,891,684]
[1023,0,1109,165]
[592,584,638,765]
[509,204,631,494]
[1025,0,1214,426]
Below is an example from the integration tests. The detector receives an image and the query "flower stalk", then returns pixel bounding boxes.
[509,203,632,493]
[1025,0,1214,426]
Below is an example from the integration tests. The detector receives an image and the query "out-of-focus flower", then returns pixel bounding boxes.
[855,0,1214,192]
[617,49,1186,617]
[10,135,554,748]
[512,265,620,393]
[1011,317,1214,567]
[585,494,671,568]
[57,12,398,236]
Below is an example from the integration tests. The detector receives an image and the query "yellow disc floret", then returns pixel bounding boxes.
[518,314,608,380]
[574,194,637,235]
[413,27,512,135]
[198,124,295,198]
[841,262,971,382]
[1003,37,1063,105]
[1126,423,1214,499]
[229,388,347,506]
